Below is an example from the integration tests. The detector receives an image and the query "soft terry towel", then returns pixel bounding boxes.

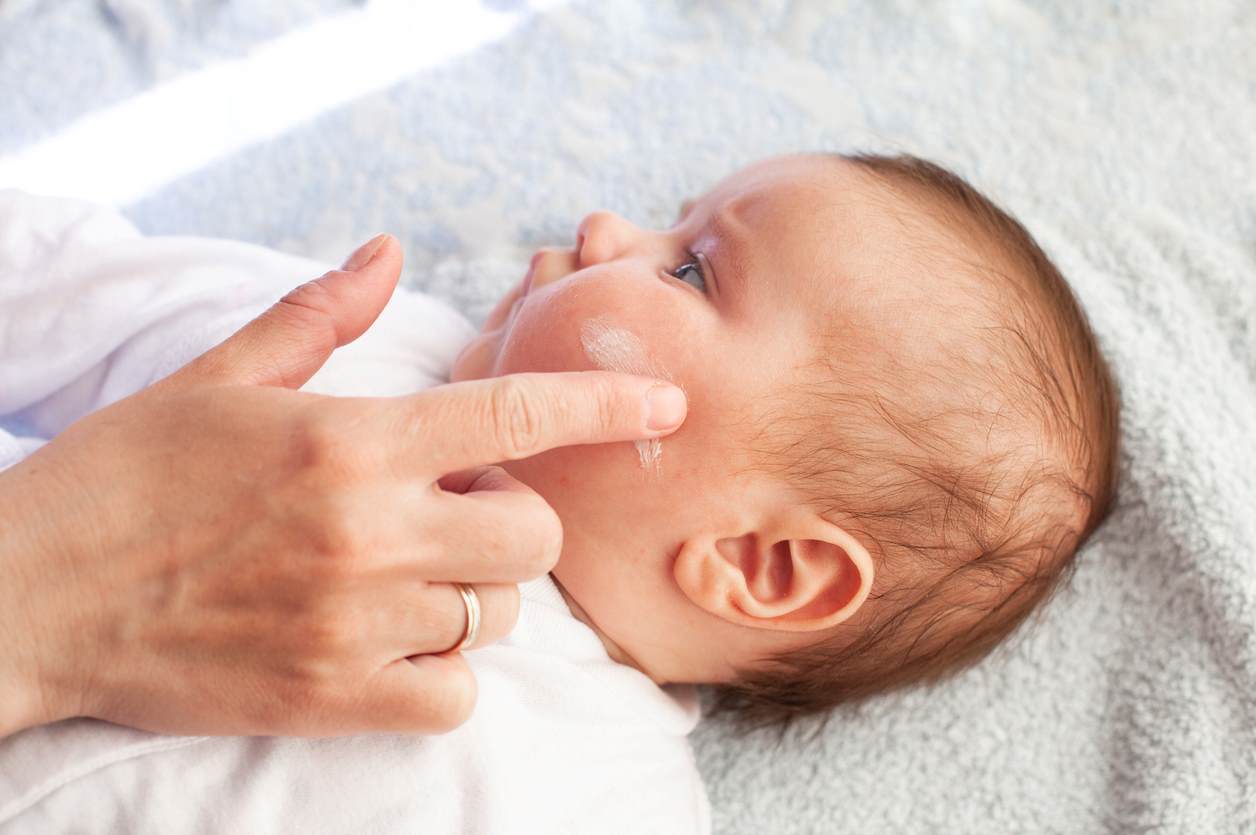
[1,1,1254,832]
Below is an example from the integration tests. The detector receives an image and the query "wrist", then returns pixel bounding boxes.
[0,459,86,736]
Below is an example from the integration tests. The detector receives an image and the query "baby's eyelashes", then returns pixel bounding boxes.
[666,251,709,294]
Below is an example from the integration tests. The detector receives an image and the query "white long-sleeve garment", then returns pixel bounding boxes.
[0,191,710,835]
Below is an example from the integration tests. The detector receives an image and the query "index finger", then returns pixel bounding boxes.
[401,371,687,477]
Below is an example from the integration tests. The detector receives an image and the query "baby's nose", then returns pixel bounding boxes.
[576,210,638,268]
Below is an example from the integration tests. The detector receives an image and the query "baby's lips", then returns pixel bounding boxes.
[522,250,543,295]
[482,249,549,332]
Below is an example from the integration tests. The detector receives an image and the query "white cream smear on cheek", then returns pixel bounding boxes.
[579,316,671,473]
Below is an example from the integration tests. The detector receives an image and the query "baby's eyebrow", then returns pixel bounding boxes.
[696,206,754,298]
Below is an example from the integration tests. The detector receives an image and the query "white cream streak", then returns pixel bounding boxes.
[579,317,671,473]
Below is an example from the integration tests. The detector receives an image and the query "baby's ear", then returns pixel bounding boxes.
[672,520,874,633]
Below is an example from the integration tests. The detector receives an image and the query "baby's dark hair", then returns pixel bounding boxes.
[710,153,1121,729]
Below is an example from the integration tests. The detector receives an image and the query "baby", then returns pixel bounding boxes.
[0,152,1119,832]
[454,151,1119,723]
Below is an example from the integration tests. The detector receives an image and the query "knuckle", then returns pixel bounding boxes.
[302,493,365,563]
[279,277,338,321]
[304,548,352,587]
[589,376,621,436]
[487,377,543,460]
[294,408,353,473]
[301,607,360,659]
[518,547,552,580]
[273,283,339,349]
[472,519,510,561]
[324,514,365,564]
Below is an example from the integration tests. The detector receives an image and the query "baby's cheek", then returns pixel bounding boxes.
[503,441,657,538]
[494,276,687,378]
[450,330,502,382]
[492,277,720,479]
[492,289,596,376]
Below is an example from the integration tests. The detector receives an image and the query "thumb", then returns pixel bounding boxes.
[173,234,402,388]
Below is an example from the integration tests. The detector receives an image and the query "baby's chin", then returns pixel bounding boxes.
[449,328,504,382]
[451,276,532,382]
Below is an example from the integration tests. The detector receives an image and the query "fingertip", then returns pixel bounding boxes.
[308,235,402,344]
[644,383,687,433]
[371,233,403,269]
[414,371,687,475]
[353,233,404,293]
[341,233,390,271]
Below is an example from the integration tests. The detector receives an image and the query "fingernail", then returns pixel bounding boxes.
[645,384,687,431]
[341,233,389,271]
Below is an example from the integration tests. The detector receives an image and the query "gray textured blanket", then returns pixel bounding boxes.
[1,1,1253,832]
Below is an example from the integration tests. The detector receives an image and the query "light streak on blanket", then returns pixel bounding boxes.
[0,0,568,206]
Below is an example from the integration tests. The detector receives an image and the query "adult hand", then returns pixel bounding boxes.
[0,235,686,739]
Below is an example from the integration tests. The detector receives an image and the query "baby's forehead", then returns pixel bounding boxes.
[701,155,948,280]
[697,154,859,224]
[697,155,983,351]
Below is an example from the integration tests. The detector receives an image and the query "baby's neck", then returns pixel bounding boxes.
[550,575,660,682]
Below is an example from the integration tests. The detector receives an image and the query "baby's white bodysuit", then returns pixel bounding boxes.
[0,191,711,835]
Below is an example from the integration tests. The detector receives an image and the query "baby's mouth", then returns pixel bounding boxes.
[521,250,543,295]
[506,257,538,321]
[506,294,526,323]
[480,263,535,333]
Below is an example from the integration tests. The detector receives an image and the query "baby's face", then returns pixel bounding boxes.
[451,154,912,682]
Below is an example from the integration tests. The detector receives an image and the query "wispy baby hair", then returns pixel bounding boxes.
[712,152,1121,729]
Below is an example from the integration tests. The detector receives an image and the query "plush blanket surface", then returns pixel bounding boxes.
[2,1,1253,832]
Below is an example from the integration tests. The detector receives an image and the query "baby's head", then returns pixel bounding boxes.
[451,152,1120,726]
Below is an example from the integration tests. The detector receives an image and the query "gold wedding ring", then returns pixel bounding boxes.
[450,582,481,653]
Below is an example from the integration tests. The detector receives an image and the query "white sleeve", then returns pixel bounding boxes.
[0,425,43,473]
[0,190,477,471]
[0,189,334,468]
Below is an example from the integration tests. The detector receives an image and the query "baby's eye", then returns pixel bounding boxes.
[667,252,708,294]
